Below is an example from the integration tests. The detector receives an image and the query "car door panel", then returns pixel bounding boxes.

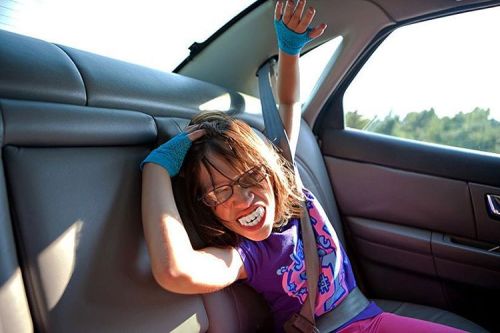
[347,217,433,274]
[469,183,500,243]
[432,233,500,289]
[321,129,500,187]
[325,157,476,237]
[317,126,500,330]
[348,218,446,309]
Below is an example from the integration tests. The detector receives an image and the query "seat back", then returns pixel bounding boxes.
[2,100,210,333]
[0,28,342,332]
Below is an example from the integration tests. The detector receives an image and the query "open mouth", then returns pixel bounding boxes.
[238,206,265,227]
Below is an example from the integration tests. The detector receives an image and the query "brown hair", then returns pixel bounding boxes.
[179,111,303,247]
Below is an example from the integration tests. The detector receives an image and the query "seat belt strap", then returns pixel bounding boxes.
[257,58,371,331]
[257,60,293,164]
[258,58,319,326]
[317,287,369,332]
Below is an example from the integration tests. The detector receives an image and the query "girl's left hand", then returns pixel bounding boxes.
[275,0,327,39]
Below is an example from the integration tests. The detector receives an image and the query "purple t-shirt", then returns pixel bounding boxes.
[236,189,382,332]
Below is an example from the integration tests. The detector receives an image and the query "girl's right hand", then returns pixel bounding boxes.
[185,124,206,142]
[141,126,206,177]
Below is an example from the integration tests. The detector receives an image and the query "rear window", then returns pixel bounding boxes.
[0,0,256,72]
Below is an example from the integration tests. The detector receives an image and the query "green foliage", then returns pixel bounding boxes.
[345,110,370,130]
[345,107,500,154]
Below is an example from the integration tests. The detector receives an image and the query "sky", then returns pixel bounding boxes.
[343,6,500,121]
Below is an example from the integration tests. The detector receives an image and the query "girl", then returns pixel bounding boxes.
[141,1,466,332]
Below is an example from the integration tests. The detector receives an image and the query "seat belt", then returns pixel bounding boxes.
[257,58,369,332]
[257,60,293,164]
[258,58,320,331]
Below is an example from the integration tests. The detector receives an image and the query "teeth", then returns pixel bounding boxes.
[238,207,265,227]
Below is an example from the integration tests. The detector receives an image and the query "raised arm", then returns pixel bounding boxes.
[274,0,326,156]
[141,130,245,294]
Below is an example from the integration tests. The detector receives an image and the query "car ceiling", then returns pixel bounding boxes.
[177,0,500,126]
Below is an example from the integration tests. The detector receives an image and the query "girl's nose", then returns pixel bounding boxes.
[229,185,254,208]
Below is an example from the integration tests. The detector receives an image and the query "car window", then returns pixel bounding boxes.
[343,7,500,155]
[299,37,343,106]
[0,0,256,72]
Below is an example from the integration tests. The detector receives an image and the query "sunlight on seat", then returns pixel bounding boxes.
[37,220,83,310]
[199,92,262,114]
[240,93,262,114]
[171,313,205,333]
[0,268,33,331]
[199,93,232,112]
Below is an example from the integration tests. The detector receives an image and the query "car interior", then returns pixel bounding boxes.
[0,0,499,332]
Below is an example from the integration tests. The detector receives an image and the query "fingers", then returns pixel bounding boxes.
[278,0,326,37]
[184,124,206,141]
[187,129,206,142]
[296,6,315,33]
[288,0,306,29]
[308,23,327,39]
[184,124,199,133]
[282,0,294,24]
[274,0,283,21]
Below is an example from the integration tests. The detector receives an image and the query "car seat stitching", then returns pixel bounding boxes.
[466,184,479,239]
[53,44,89,106]
[1,148,49,331]
[0,100,5,146]
[429,232,451,310]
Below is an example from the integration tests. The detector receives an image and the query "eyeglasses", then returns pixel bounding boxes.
[200,165,268,207]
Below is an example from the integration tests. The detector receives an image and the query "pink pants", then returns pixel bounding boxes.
[337,312,466,333]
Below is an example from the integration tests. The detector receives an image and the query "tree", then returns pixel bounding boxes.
[345,110,370,130]
[344,107,500,154]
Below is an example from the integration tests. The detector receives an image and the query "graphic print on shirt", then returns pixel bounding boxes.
[276,191,350,315]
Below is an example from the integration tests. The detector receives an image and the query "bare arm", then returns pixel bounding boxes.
[142,163,246,294]
[277,50,301,158]
[275,0,327,156]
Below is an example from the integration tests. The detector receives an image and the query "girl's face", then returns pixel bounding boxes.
[198,154,276,242]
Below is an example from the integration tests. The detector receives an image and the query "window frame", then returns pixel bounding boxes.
[314,5,500,156]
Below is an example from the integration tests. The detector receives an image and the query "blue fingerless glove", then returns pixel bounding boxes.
[274,19,313,55]
[140,132,192,177]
